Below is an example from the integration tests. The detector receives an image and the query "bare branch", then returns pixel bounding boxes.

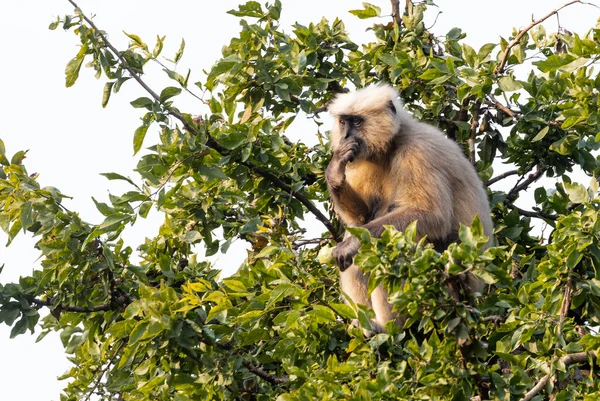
[486,170,518,186]
[520,352,597,401]
[65,0,337,239]
[390,0,401,25]
[243,361,290,385]
[506,165,545,203]
[494,0,584,75]
[506,203,557,221]
[485,98,520,120]
[483,315,505,324]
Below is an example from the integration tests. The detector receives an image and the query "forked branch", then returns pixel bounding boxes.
[494,0,585,75]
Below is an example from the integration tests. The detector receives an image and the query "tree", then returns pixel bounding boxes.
[1,0,600,399]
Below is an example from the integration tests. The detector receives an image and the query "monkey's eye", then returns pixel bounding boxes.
[352,117,363,127]
[339,118,346,126]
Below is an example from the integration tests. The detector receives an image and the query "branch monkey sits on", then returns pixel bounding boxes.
[325,84,494,333]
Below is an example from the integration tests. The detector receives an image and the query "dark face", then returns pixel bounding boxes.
[338,114,366,162]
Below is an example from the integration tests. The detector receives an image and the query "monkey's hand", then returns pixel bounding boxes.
[326,140,359,190]
[332,235,360,271]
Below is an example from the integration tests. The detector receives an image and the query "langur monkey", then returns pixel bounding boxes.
[325,84,494,333]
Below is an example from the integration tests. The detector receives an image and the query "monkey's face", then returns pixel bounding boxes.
[335,114,367,162]
[331,102,400,160]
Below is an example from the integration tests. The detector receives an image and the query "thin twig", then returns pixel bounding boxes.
[494,0,584,75]
[292,237,327,249]
[83,341,125,401]
[152,58,204,102]
[65,0,337,239]
[486,170,518,186]
[468,102,481,164]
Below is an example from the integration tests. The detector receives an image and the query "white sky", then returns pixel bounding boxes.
[0,0,598,399]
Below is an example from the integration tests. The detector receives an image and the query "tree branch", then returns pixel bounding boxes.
[486,170,518,186]
[506,165,545,203]
[520,351,597,401]
[485,98,520,120]
[390,0,401,25]
[506,203,557,221]
[65,0,337,239]
[243,361,289,385]
[31,297,117,313]
[494,0,584,75]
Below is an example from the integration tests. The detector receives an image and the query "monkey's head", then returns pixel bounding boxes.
[328,84,403,160]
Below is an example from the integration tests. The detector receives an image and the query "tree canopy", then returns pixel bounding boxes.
[2,0,600,400]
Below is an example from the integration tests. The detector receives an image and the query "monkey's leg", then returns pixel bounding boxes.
[369,285,403,333]
[339,263,371,309]
[340,265,394,335]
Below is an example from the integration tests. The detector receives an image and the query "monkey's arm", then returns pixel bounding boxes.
[327,181,370,225]
[334,158,454,270]
[326,140,370,225]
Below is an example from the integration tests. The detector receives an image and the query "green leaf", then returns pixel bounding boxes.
[216,131,246,150]
[534,54,576,73]
[133,123,149,155]
[163,68,187,87]
[138,201,152,218]
[564,182,588,203]
[0,138,5,155]
[349,3,381,19]
[99,172,140,188]
[531,126,549,142]
[446,27,463,41]
[65,52,85,88]
[184,230,203,243]
[99,214,131,232]
[378,54,399,66]
[477,43,496,60]
[102,81,115,108]
[159,87,182,103]
[123,31,144,47]
[130,97,154,109]
[10,150,27,165]
[307,305,336,323]
[20,201,33,232]
[10,316,28,338]
[227,1,264,18]
[173,38,185,63]
[498,76,523,92]
[198,165,228,180]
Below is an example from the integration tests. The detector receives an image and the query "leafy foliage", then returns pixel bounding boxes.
[2,1,600,400]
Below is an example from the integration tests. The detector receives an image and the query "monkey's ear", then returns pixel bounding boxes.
[388,100,397,114]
